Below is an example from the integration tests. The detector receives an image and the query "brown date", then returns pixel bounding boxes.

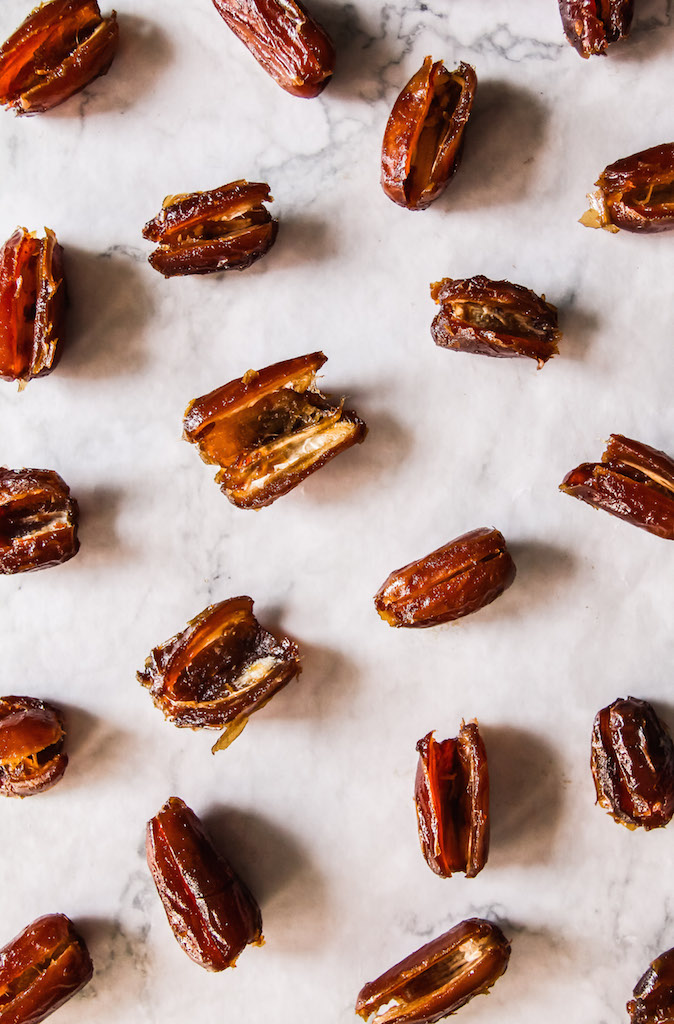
[0,696,67,798]
[560,434,674,540]
[212,0,334,98]
[0,227,66,386]
[628,946,674,1023]
[0,913,93,1024]
[591,696,674,831]
[374,528,516,629]
[558,0,633,58]
[581,144,674,233]
[183,351,366,509]
[415,722,489,879]
[0,0,118,115]
[0,468,79,574]
[142,180,278,278]
[381,57,477,211]
[147,796,263,971]
[355,917,510,1024]
[430,275,560,368]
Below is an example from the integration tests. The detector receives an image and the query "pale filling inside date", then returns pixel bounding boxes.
[447,300,541,340]
[407,73,464,204]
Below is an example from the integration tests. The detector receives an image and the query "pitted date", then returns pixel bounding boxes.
[212,0,334,98]
[430,275,560,367]
[0,696,67,798]
[147,797,263,971]
[355,917,510,1024]
[560,434,674,540]
[0,0,118,115]
[142,180,278,277]
[0,468,79,574]
[381,57,477,211]
[374,528,516,628]
[415,722,489,879]
[581,144,674,233]
[628,946,674,1023]
[591,696,674,831]
[183,351,366,509]
[0,913,93,1023]
[558,0,633,58]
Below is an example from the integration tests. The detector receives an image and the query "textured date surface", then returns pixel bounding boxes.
[0,0,118,115]
[355,918,510,1024]
[559,0,633,58]
[147,797,263,971]
[0,227,66,386]
[143,180,278,277]
[0,696,67,798]
[581,144,674,233]
[591,697,674,830]
[374,527,516,628]
[415,722,489,879]
[0,913,92,1024]
[628,946,674,1023]
[212,0,334,97]
[183,351,366,509]
[0,468,79,574]
[381,57,476,211]
[560,434,674,540]
[430,275,560,367]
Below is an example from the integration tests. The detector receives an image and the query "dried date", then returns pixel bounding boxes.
[0,696,67,798]
[580,144,674,233]
[558,0,633,58]
[628,946,674,1023]
[0,468,79,574]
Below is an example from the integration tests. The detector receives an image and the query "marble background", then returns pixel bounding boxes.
[1,0,674,1021]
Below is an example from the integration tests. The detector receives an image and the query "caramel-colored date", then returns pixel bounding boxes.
[628,946,674,1023]
[415,722,489,879]
[147,797,263,971]
[355,918,510,1024]
[142,180,278,277]
[558,0,633,58]
[374,528,516,628]
[0,913,92,1024]
[0,468,79,574]
[381,57,476,211]
[183,351,366,509]
[581,144,674,233]
[0,0,118,115]
[560,434,674,540]
[0,696,67,798]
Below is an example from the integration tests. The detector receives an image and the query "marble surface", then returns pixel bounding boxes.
[1,0,674,1021]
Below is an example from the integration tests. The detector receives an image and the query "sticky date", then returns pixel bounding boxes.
[580,144,674,233]
[0,468,79,574]
[558,0,633,58]
[628,946,674,1023]
[0,696,67,798]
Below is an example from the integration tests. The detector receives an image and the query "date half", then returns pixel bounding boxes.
[558,0,633,58]
[0,468,79,574]
[581,143,674,233]
[0,696,67,798]
[628,946,674,1023]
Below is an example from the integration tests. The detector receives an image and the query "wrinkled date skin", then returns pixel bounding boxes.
[560,434,674,540]
[183,351,367,509]
[0,227,66,386]
[430,275,560,368]
[559,0,633,58]
[212,0,334,98]
[381,57,477,211]
[0,0,118,115]
[0,468,79,574]
[0,913,93,1024]
[0,696,67,798]
[628,947,674,1023]
[142,180,278,277]
[355,918,510,1024]
[415,722,489,879]
[591,697,674,831]
[581,144,674,233]
[374,528,516,629]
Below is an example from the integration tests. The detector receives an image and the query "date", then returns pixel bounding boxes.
[183,351,366,509]
[628,946,674,1023]
[0,0,118,115]
[558,0,633,58]
[355,917,510,1024]
[580,144,674,233]
[381,57,477,211]
[0,913,92,1024]
[415,722,489,879]
[0,696,67,798]
[0,468,79,574]
[211,0,334,98]
[560,433,674,540]
[147,796,263,971]
[142,180,278,277]
[374,528,516,628]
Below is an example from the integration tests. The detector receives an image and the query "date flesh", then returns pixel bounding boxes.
[628,946,674,1023]
[355,918,510,1024]
[0,0,118,115]
[560,434,674,540]
[0,468,79,574]
[142,180,278,277]
[147,797,263,971]
[381,57,476,212]
[430,275,560,367]
[183,351,367,509]
[581,144,674,233]
[374,528,516,628]
[0,913,92,1024]
[559,0,633,58]
[0,697,67,798]
[415,722,489,879]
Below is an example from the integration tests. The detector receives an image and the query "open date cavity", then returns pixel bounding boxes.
[0,696,67,798]
[581,143,674,233]
[558,0,633,59]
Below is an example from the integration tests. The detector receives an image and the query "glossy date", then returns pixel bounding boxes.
[558,0,633,58]
[0,696,67,798]
[0,468,79,574]
[580,143,674,233]
[628,946,674,1023]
